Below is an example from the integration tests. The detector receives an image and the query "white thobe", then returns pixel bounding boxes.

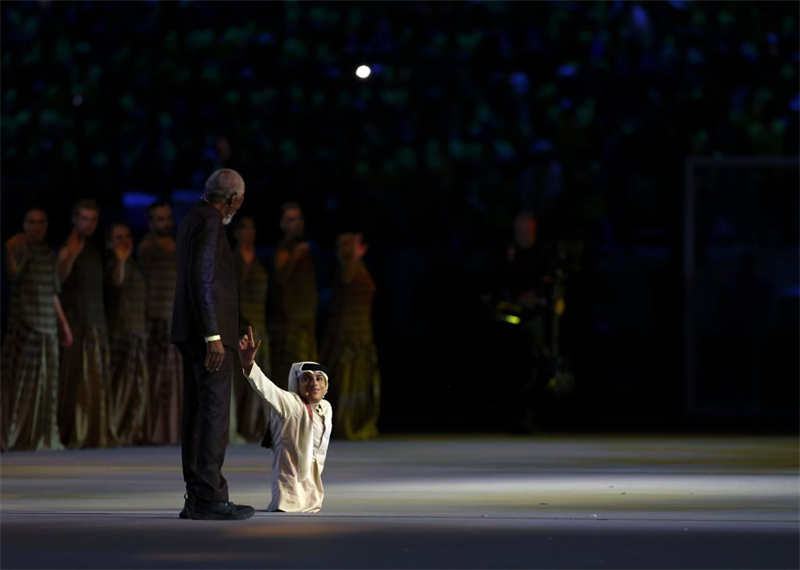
[244,362,333,513]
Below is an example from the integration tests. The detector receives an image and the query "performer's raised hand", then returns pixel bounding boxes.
[6,233,28,257]
[65,229,85,257]
[238,325,261,374]
[113,240,132,262]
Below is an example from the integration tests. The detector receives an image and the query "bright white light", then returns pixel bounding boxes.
[355,65,371,79]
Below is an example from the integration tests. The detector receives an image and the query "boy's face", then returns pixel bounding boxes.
[298,371,328,404]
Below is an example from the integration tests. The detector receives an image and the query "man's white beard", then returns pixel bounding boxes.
[222,214,235,225]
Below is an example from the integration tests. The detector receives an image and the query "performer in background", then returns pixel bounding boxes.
[171,169,253,520]
[321,231,380,440]
[269,203,318,390]
[57,199,116,449]
[232,216,270,443]
[2,208,72,451]
[495,211,556,432]
[105,222,148,446]
[138,200,182,444]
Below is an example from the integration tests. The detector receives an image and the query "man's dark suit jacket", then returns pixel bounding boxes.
[171,201,239,348]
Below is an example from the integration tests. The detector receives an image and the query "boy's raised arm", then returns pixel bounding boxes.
[239,326,297,417]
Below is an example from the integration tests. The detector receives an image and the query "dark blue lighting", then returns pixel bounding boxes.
[631,5,649,30]
[687,48,705,64]
[781,286,800,298]
[172,190,201,203]
[740,43,757,62]
[557,63,578,77]
[509,72,530,95]
[122,192,158,208]
[591,39,605,61]
[256,32,274,45]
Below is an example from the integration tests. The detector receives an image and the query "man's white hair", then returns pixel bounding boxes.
[203,168,245,204]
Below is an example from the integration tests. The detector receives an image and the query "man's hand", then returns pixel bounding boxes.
[204,339,225,372]
[238,325,261,375]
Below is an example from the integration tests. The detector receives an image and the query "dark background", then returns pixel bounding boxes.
[2,1,798,433]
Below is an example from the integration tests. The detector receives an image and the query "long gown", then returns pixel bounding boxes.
[2,243,63,451]
[321,261,381,440]
[59,241,115,449]
[232,250,271,442]
[269,241,318,390]
[138,234,182,444]
[105,257,148,446]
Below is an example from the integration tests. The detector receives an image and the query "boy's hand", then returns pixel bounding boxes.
[238,325,261,375]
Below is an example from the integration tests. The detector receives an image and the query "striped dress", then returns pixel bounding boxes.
[232,251,270,442]
[58,241,115,449]
[269,241,318,391]
[2,243,63,451]
[321,261,381,440]
[105,257,148,446]
[138,234,182,445]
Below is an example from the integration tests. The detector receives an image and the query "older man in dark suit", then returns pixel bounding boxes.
[172,168,254,520]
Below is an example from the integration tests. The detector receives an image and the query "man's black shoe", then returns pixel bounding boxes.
[178,494,194,519]
[189,499,255,520]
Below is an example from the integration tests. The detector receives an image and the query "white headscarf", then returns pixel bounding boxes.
[287,361,330,395]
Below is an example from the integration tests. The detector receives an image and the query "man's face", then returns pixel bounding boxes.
[222,192,245,226]
[280,208,304,240]
[23,210,48,244]
[235,217,256,245]
[514,216,537,249]
[149,206,174,236]
[298,371,328,405]
[74,208,99,237]
[110,225,133,251]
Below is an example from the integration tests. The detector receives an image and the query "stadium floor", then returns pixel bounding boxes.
[2,435,798,569]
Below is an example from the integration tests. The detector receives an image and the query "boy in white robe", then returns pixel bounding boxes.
[238,326,333,512]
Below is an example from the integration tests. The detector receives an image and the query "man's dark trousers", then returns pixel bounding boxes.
[180,340,235,503]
